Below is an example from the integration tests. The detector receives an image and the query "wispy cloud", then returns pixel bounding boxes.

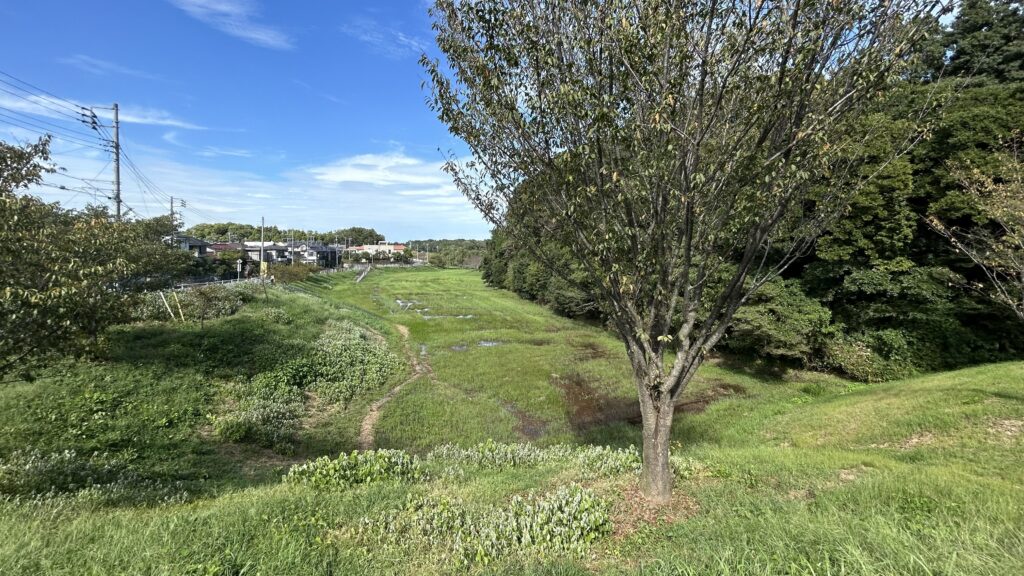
[291,79,343,105]
[341,18,428,59]
[198,146,252,158]
[0,94,204,130]
[59,54,162,81]
[307,151,448,187]
[169,0,293,50]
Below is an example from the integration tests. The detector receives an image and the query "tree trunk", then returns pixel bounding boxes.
[639,387,675,504]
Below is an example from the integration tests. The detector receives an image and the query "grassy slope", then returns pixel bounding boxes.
[0,268,1021,575]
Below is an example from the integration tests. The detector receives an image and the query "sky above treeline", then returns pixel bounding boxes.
[0,0,490,240]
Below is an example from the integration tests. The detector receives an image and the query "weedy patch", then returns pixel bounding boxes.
[346,484,612,569]
[426,440,641,477]
[284,449,425,488]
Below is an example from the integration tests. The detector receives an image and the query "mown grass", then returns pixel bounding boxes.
[0,268,1021,575]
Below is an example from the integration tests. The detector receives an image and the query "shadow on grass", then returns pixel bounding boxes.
[106,315,305,380]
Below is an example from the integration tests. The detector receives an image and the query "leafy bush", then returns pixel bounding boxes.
[0,449,187,505]
[356,485,611,568]
[724,278,835,366]
[426,440,640,476]
[212,372,304,452]
[303,322,401,406]
[824,334,915,382]
[0,449,131,496]
[284,449,424,488]
[131,283,258,323]
[258,307,292,324]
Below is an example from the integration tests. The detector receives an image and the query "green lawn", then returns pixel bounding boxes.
[0,268,1021,575]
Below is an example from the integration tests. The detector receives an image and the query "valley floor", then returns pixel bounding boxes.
[1,268,1021,574]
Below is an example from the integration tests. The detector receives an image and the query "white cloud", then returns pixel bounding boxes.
[169,0,293,50]
[307,152,450,187]
[198,146,252,158]
[59,55,162,81]
[0,93,204,130]
[19,143,488,240]
[341,18,429,59]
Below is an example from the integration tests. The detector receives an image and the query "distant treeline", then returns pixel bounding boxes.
[185,223,384,246]
[406,239,487,268]
[481,0,1024,381]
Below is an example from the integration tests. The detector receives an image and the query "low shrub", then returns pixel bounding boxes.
[0,449,132,496]
[304,322,401,407]
[824,334,915,382]
[284,449,424,488]
[356,485,611,568]
[426,440,641,476]
[0,449,187,505]
[212,373,304,452]
[131,283,258,323]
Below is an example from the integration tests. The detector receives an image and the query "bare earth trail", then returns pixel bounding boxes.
[357,324,431,450]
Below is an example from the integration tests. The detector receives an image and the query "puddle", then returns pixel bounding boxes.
[420,314,475,320]
[419,344,428,356]
[478,340,501,347]
[395,299,419,310]
[450,344,469,352]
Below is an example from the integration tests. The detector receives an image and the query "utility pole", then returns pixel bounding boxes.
[169,196,184,232]
[112,103,122,221]
[260,217,265,274]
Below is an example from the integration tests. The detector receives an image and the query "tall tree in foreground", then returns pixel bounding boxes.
[930,133,1024,320]
[1,138,192,375]
[424,0,946,502]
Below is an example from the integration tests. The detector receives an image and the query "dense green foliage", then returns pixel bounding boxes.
[212,319,400,452]
[285,449,425,488]
[355,485,612,568]
[185,222,384,245]
[480,2,1024,380]
[1,139,193,375]
[406,239,486,268]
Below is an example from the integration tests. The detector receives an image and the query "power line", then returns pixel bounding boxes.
[0,113,109,150]
[0,69,91,118]
[0,104,105,143]
[0,110,108,149]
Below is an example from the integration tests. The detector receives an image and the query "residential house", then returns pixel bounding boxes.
[163,234,210,257]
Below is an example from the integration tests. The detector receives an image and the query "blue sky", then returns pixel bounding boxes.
[0,0,489,240]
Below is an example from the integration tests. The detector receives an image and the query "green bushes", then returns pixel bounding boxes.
[283,449,424,488]
[212,321,400,452]
[356,485,611,568]
[0,449,132,497]
[0,449,186,505]
[131,283,259,323]
[211,373,305,452]
[426,440,641,476]
[304,322,402,406]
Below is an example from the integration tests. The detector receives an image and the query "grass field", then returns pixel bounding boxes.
[0,267,1021,574]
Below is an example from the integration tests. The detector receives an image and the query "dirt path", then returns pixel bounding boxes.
[357,324,430,450]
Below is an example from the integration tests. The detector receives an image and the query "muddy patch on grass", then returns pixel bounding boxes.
[524,338,550,346]
[551,373,746,429]
[989,419,1023,442]
[500,401,548,440]
[574,340,610,361]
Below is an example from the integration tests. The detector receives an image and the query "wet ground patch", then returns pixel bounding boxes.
[552,373,747,430]
[500,401,549,440]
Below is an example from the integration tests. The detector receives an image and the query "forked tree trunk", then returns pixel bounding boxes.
[638,383,676,504]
